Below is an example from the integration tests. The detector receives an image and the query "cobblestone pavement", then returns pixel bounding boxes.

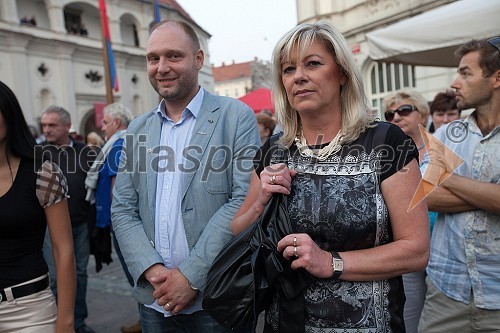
[85,250,140,333]
[84,249,264,333]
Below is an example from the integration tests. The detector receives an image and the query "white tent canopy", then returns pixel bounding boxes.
[366,0,500,67]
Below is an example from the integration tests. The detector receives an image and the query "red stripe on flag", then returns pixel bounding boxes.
[99,0,119,92]
[98,0,111,40]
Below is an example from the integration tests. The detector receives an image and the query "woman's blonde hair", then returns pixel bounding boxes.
[271,21,373,147]
[86,131,104,147]
[382,89,430,119]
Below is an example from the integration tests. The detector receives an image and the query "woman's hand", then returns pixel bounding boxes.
[55,317,75,333]
[258,163,297,207]
[277,233,334,279]
[231,165,296,235]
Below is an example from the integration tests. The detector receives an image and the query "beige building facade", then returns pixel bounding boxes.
[213,58,273,99]
[296,0,460,118]
[0,0,214,136]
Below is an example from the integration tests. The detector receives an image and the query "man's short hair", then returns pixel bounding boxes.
[42,105,71,125]
[150,20,201,52]
[455,38,500,77]
[103,102,134,127]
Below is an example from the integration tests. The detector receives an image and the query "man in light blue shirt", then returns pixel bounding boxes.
[111,20,260,332]
[419,37,500,332]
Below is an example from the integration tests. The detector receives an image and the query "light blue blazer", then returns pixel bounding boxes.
[111,91,261,304]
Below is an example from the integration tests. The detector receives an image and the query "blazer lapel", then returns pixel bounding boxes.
[181,93,220,200]
[145,113,161,221]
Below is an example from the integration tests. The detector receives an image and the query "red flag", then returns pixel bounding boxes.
[98,0,119,92]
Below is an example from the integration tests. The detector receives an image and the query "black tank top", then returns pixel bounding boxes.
[0,158,48,288]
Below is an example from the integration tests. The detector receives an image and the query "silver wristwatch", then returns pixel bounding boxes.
[331,251,343,279]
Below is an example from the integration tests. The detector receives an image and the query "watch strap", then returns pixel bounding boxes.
[331,251,343,279]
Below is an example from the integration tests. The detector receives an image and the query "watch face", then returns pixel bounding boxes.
[334,260,343,271]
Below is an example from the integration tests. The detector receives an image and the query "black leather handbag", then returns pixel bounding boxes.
[202,194,313,332]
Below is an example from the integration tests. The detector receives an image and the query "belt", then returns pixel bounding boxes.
[0,276,50,303]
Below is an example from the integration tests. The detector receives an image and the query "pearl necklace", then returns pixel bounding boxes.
[294,130,344,161]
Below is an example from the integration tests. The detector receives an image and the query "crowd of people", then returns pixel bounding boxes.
[20,15,37,27]
[0,19,498,333]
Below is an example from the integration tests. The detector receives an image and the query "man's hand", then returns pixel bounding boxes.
[144,263,169,291]
[150,268,198,314]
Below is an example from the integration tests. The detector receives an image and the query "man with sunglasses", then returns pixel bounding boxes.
[419,37,500,332]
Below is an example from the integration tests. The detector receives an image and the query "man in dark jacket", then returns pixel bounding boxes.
[40,105,95,333]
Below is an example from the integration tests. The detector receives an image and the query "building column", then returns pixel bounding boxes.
[54,45,78,120]
[1,0,19,24]
[46,3,67,34]
[107,3,123,45]
[7,35,35,122]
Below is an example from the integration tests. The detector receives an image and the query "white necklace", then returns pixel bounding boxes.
[294,130,344,161]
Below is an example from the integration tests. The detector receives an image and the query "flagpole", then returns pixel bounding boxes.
[101,32,113,104]
[99,0,114,104]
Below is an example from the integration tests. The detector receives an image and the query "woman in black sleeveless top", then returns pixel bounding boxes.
[0,81,76,333]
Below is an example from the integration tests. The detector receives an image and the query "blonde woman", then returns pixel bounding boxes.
[231,22,429,332]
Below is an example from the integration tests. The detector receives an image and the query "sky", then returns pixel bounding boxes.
[175,0,298,66]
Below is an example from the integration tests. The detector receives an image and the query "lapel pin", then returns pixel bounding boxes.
[197,131,207,135]
[208,119,214,123]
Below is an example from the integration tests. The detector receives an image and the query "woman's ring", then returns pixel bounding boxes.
[293,236,297,247]
[166,302,171,309]
[270,174,276,185]
[293,245,298,258]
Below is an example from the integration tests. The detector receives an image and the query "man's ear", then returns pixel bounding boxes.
[492,69,500,89]
[196,49,204,70]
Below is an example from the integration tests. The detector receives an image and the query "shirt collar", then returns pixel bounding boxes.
[463,111,500,138]
[155,87,204,122]
[58,136,74,150]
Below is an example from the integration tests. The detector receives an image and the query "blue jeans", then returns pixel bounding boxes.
[139,305,252,333]
[43,223,90,329]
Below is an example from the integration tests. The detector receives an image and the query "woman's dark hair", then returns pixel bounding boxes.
[429,90,459,115]
[0,81,37,161]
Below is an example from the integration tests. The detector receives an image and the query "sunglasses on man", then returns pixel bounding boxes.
[384,104,418,122]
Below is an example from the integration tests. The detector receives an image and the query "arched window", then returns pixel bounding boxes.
[133,95,142,117]
[40,88,52,111]
[367,62,415,118]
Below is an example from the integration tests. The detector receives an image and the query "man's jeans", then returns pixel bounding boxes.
[43,223,90,329]
[139,305,252,333]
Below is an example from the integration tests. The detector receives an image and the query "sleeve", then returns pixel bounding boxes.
[36,160,69,208]
[107,139,124,177]
[178,102,262,292]
[379,124,418,183]
[253,133,283,177]
[253,137,272,177]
